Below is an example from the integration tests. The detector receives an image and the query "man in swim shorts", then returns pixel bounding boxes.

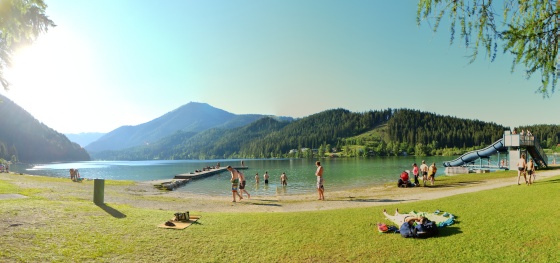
[315,161,324,200]
[238,170,250,199]
[517,153,527,185]
[227,166,243,202]
[264,171,269,185]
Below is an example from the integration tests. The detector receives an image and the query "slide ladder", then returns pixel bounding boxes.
[521,136,548,168]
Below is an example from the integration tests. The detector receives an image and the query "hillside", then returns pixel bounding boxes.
[84,102,286,152]
[0,95,90,163]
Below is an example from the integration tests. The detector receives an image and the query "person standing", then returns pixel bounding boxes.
[255,172,260,184]
[526,159,535,185]
[428,163,437,186]
[227,166,243,202]
[412,163,419,186]
[420,160,429,187]
[280,172,288,186]
[517,153,527,185]
[264,171,269,185]
[315,161,324,200]
[238,170,251,199]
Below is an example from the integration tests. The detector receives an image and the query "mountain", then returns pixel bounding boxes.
[64,132,106,147]
[0,94,90,163]
[84,102,291,152]
[91,116,292,160]
[91,107,543,160]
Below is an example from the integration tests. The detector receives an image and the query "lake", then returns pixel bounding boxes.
[10,157,460,196]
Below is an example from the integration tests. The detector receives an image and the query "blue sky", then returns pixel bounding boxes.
[1,0,558,133]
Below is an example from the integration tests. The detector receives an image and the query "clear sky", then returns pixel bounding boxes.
[1,0,558,134]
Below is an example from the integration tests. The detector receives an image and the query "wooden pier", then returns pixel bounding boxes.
[154,166,248,191]
[174,166,248,180]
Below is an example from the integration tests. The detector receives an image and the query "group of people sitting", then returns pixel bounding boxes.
[194,166,218,173]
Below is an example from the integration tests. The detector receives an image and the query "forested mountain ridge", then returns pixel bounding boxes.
[92,108,392,160]
[91,108,559,160]
[0,94,90,163]
[84,102,291,152]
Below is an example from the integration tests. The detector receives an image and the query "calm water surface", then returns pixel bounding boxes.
[11,157,460,196]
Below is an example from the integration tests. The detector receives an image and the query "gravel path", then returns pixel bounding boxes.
[1,168,558,213]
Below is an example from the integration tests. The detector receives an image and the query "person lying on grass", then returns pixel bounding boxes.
[383,209,438,238]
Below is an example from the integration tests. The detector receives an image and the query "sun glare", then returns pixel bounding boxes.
[2,26,107,132]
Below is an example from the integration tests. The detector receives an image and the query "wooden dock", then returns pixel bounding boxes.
[174,166,248,180]
[153,167,249,191]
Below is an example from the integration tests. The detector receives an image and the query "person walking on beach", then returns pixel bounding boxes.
[428,163,437,186]
[315,161,324,200]
[412,163,419,186]
[238,170,251,199]
[420,160,429,186]
[227,166,243,202]
[526,159,535,185]
[517,153,527,185]
[264,171,269,185]
[280,172,288,186]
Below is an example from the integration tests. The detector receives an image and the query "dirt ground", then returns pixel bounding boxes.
[1,168,558,213]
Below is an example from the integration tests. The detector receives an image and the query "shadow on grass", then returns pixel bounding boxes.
[96,203,127,218]
[538,178,560,184]
[345,197,411,203]
[437,226,462,237]
[426,180,486,188]
[249,202,282,207]
[245,199,282,207]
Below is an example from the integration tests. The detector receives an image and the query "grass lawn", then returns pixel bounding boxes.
[0,171,559,262]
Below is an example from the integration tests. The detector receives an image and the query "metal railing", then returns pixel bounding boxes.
[520,135,548,167]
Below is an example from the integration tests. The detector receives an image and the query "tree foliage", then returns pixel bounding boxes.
[417,0,559,96]
[0,0,55,89]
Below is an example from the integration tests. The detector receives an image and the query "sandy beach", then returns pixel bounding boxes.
[1,168,558,213]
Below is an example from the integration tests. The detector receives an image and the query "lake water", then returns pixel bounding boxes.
[10,157,458,196]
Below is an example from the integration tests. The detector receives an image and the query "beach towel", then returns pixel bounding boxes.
[158,215,202,230]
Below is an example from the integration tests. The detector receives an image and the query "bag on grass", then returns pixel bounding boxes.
[174,211,190,222]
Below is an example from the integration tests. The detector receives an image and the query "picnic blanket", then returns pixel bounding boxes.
[158,215,202,230]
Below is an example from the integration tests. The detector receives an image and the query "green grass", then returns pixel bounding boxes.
[1,173,559,262]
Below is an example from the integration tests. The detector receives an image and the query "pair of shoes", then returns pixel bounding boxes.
[165,221,176,226]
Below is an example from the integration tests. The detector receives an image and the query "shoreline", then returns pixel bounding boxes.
[1,168,559,213]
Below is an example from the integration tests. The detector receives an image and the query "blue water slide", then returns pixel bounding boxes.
[443,138,506,167]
